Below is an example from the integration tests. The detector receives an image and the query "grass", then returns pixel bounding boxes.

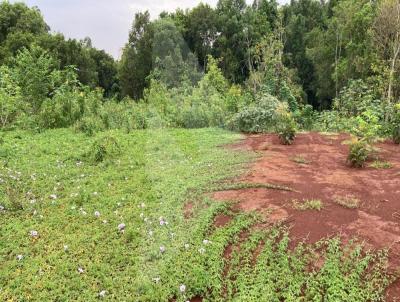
[291,155,312,165]
[292,199,323,211]
[334,195,360,209]
[0,128,393,301]
[370,160,393,169]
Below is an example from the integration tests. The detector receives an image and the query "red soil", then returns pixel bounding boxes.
[213,132,400,300]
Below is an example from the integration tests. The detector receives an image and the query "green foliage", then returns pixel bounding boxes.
[87,134,121,163]
[347,138,372,168]
[0,66,22,128]
[334,79,382,118]
[229,93,280,133]
[391,103,400,144]
[275,103,297,145]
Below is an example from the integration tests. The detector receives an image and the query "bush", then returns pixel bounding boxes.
[347,138,371,168]
[391,103,400,144]
[229,93,280,133]
[275,104,297,145]
[87,135,121,163]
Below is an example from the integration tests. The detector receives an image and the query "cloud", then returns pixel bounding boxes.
[11,0,289,58]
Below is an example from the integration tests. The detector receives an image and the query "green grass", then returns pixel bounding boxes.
[370,160,393,169]
[0,128,393,301]
[292,199,323,211]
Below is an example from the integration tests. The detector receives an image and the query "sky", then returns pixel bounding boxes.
[12,0,289,59]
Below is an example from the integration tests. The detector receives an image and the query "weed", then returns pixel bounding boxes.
[292,199,323,211]
[370,160,393,169]
[291,156,311,165]
[333,195,360,209]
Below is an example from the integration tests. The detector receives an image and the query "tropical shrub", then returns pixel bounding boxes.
[275,103,297,145]
[0,66,22,128]
[347,138,372,168]
[229,93,280,133]
[391,103,400,144]
[87,135,121,163]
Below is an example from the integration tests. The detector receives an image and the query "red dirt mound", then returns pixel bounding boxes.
[213,132,400,300]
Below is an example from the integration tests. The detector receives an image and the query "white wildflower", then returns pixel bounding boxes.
[159,246,166,253]
[184,243,190,250]
[30,230,38,238]
[152,277,161,283]
[179,284,186,293]
[198,247,206,254]
[98,290,106,298]
[78,267,84,274]
[118,223,126,232]
[94,211,101,218]
[64,245,69,252]
[16,255,23,261]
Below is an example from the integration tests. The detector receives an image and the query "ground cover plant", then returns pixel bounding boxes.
[0,128,396,301]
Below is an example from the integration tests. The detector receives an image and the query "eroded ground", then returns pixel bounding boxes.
[213,132,400,300]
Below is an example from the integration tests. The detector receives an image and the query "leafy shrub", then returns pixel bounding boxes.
[74,115,105,136]
[87,135,121,163]
[333,79,382,118]
[314,111,357,133]
[229,93,280,133]
[275,103,297,145]
[347,138,371,168]
[0,66,22,129]
[295,104,314,130]
[391,103,400,144]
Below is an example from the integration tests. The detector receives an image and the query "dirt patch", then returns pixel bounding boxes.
[214,214,232,228]
[215,132,400,297]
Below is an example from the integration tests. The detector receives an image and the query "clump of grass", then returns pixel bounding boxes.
[87,135,121,163]
[333,195,360,209]
[370,160,393,169]
[291,156,311,165]
[292,199,323,211]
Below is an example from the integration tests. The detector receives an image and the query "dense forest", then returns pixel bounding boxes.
[0,0,400,161]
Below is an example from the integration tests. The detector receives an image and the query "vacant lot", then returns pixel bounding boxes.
[1,129,399,301]
[215,132,400,300]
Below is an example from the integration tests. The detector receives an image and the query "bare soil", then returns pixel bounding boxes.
[213,132,400,301]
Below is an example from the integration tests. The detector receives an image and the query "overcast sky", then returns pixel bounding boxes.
[13,0,288,59]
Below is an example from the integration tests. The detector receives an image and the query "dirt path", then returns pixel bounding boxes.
[213,132,400,300]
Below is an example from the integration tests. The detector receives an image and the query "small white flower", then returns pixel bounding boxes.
[198,247,206,254]
[98,290,106,298]
[64,245,69,252]
[78,267,84,274]
[184,243,190,250]
[16,254,23,261]
[0,205,4,211]
[93,192,98,196]
[30,230,38,238]
[49,194,57,200]
[118,223,126,232]
[30,199,36,204]
[179,284,186,293]
[203,239,210,245]
[103,220,108,224]
[152,277,161,283]
[159,246,166,253]
[144,217,148,223]
[148,230,153,236]
[140,203,145,208]
[94,211,101,218]
[140,213,144,218]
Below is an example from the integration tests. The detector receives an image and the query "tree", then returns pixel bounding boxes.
[373,0,400,104]
[151,18,201,89]
[0,2,49,63]
[119,11,154,99]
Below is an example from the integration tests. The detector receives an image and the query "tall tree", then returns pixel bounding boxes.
[119,11,154,99]
[373,0,400,104]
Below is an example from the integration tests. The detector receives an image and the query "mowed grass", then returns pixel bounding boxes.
[0,128,394,301]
